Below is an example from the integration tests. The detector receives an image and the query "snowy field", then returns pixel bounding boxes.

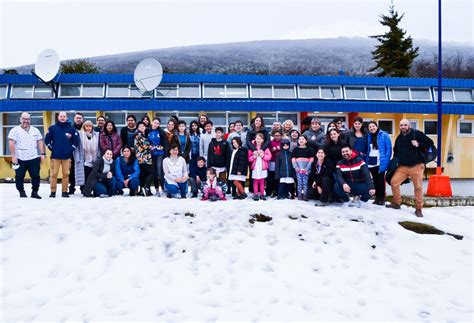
[1,183,473,321]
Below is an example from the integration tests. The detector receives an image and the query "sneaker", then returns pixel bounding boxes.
[117,189,124,195]
[260,195,267,201]
[167,193,172,198]
[277,196,285,200]
[314,200,324,206]
[31,191,41,199]
[239,193,248,200]
[386,203,401,209]
[61,192,70,198]
[129,190,136,197]
[49,192,56,198]
[19,190,27,198]
[154,191,161,197]
[415,209,423,217]
[253,194,260,201]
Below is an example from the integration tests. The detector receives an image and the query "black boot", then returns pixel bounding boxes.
[61,192,70,198]
[145,188,153,197]
[31,191,42,199]
[19,190,27,198]
[49,192,56,198]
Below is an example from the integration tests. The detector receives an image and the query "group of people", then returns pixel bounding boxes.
[8,111,434,217]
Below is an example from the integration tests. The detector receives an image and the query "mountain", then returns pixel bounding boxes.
[9,37,474,76]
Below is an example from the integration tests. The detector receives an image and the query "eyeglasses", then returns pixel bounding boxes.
[21,118,31,121]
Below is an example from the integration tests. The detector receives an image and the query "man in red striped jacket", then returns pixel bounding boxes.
[334,144,375,208]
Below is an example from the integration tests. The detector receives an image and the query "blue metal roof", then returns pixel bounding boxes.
[1,98,473,115]
[1,73,473,88]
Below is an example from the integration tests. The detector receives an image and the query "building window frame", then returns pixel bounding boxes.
[457,119,474,137]
[423,119,439,136]
[343,86,367,100]
[388,87,411,101]
[377,118,395,135]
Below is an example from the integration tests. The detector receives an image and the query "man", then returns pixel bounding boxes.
[8,112,46,198]
[120,114,137,147]
[227,120,247,149]
[45,111,80,198]
[334,145,375,208]
[303,118,325,150]
[68,112,84,194]
[386,119,434,217]
[95,115,106,133]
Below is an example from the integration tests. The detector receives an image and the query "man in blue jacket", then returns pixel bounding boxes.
[45,111,79,198]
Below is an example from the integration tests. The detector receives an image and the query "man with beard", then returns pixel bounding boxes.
[68,112,84,194]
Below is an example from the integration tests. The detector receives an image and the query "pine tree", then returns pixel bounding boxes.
[60,59,100,74]
[369,4,419,77]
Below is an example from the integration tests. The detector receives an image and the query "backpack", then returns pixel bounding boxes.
[413,130,438,164]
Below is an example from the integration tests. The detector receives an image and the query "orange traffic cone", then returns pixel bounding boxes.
[427,167,453,197]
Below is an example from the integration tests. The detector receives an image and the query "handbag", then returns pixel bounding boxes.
[413,130,437,164]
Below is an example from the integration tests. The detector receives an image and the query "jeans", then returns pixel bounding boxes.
[152,154,164,189]
[165,181,188,198]
[94,178,117,197]
[15,157,41,193]
[115,177,140,193]
[334,181,371,202]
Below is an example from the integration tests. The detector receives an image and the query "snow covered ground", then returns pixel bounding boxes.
[1,183,473,321]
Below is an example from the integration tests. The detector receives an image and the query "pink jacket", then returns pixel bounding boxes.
[248,143,272,170]
[269,139,281,162]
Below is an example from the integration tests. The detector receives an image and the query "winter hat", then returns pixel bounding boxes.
[280,138,290,147]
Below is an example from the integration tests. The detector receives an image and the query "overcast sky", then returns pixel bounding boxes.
[1,0,472,68]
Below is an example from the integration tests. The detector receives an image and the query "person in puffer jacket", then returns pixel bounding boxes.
[291,135,314,201]
[334,144,375,208]
[275,138,296,199]
[201,168,227,201]
[45,111,80,198]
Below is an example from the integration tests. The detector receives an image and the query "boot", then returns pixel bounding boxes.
[61,192,70,198]
[385,203,401,209]
[19,190,27,198]
[145,188,153,197]
[31,191,42,199]
[415,209,423,217]
[49,192,56,198]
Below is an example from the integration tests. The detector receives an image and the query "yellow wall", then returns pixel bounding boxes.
[359,113,474,178]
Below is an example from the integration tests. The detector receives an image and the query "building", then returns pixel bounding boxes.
[0,73,473,179]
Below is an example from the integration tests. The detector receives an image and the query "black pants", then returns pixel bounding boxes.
[313,176,333,203]
[81,166,93,192]
[265,170,277,196]
[369,166,386,201]
[15,157,41,193]
[139,163,154,189]
[69,156,76,193]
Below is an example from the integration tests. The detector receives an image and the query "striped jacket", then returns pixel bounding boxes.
[335,151,374,190]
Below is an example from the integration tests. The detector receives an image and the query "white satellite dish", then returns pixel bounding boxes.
[134,58,163,93]
[34,49,60,82]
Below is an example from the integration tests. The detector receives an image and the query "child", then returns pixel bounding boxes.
[289,128,300,152]
[228,137,248,200]
[201,167,227,201]
[267,129,282,197]
[207,127,230,182]
[248,132,272,201]
[292,135,314,201]
[275,138,296,199]
[189,156,207,198]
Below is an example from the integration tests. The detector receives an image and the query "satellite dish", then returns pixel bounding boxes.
[34,49,60,82]
[134,58,163,93]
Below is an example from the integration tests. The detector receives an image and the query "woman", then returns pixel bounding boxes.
[310,148,335,206]
[282,119,295,137]
[348,117,368,158]
[73,120,99,191]
[246,115,270,152]
[163,119,179,157]
[177,120,191,163]
[367,121,392,205]
[149,118,165,195]
[134,121,153,196]
[163,144,189,198]
[141,116,151,129]
[228,137,248,200]
[198,114,210,134]
[326,122,337,134]
[83,149,116,197]
[100,120,122,159]
[189,120,201,178]
[324,128,347,165]
[115,146,140,196]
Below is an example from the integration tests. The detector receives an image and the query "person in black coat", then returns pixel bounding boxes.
[188,156,207,198]
[308,147,335,206]
[324,128,348,165]
[83,149,116,197]
[228,137,249,199]
[207,127,231,182]
[246,115,271,151]
[275,138,296,199]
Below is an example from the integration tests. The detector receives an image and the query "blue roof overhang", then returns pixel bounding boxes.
[1,98,473,115]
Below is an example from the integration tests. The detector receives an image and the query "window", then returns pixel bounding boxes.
[1,112,44,155]
[457,120,474,137]
[178,84,200,98]
[107,84,150,98]
[227,112,250,127]
[454,89,473,102]
[60,84,81,97]
[410,88,431,101]
[433,88,454,102]
[320,86,342,99]
[82,84,104,97]
[366,87,387,100]
[389,88,410,101]
[155,84,178,98]
[378,119,394,135]
[33,85,54,99]
[273,85,295,99]
[203,84,225,98]
[423,120,438,135]
[0,85,7,99]
[59,84,104,98]
[10,85,34,98]
[225,85,247,98]
[345,86,366,99]
[409,120,419,130]
[250,85,273,98]
[298,85,320,99]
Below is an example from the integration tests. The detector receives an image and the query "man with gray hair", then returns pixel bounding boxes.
[8,112,46,198]
[45,111,80,198]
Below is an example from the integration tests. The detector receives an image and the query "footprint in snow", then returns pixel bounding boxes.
[56,233,67,243]
[107,248,120,259]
